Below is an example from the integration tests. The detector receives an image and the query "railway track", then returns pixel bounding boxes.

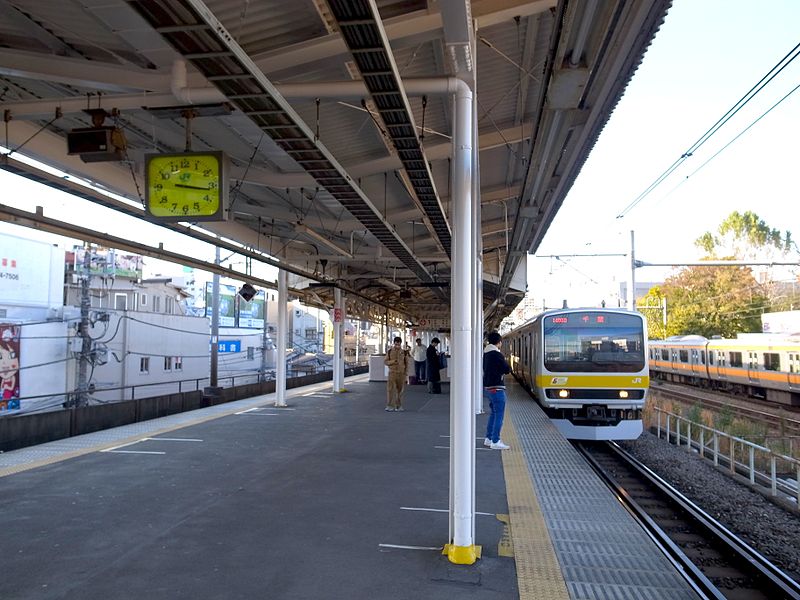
[576,440,800,600]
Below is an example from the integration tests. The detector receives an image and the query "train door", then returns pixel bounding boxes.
[716,350,727,380]
[747,351,759,384]
[789,353,800,391]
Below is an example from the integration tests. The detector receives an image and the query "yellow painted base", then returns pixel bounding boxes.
[443,543,482,565]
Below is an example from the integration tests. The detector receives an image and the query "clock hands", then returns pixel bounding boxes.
[174,183,211,191]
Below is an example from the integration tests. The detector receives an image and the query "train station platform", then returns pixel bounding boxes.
[0,374,698,599]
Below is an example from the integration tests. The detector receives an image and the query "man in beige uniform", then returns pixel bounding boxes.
[384,336,410,411]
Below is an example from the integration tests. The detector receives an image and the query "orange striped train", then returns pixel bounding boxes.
[649,334,800,406]
[503,308,649,441]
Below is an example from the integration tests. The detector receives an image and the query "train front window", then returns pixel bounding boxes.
[543,312,645,373]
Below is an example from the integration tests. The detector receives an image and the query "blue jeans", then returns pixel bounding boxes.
[484,387,507,443]
[414,360,426,382]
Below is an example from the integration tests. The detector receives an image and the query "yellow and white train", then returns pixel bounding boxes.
[503,308,649,440]
[649,334,800,406]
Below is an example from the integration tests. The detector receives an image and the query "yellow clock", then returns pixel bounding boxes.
[144,151,228,221]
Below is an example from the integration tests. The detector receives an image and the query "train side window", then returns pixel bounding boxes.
[708,352,714,365]
[764,353,780,371]
[729,352,742,367]
[660,349,669,361]
[679,350,688,362]
[699,351,705,365]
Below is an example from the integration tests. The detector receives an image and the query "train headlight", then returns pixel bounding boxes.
[558,389,569,398]
[619,390,629,399]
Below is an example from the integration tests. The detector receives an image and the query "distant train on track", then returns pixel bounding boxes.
[503,308,649,440]
[649,334,800,406]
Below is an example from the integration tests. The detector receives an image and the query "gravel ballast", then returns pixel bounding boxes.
[620,431,800,583]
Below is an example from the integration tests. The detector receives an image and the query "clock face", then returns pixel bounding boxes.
[145,152,228,221]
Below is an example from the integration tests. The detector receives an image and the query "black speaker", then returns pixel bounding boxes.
[238,283,257,302]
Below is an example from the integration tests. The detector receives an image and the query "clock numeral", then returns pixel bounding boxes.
[208,181,218,190]
[160,195,168,203]
[155,183,163,191]
[203,194,210,201]
[193,202,201,211]
[180,159,190,168]
[203,169,212,177]
[171,203,178,211]
[182,204,190,214]
[160,172,171,180]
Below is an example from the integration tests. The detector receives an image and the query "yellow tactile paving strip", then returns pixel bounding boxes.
[502,413,570,600]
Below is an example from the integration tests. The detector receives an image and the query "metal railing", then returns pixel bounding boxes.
[654,407,800,508]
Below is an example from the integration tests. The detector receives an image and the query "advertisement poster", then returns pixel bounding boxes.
[239,290,265,329]
[205,282,237,326]
[0,324,20,411]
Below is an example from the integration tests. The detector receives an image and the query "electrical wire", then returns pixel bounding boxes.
[617,42,800,219]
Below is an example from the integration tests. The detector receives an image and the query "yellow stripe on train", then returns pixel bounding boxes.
[534,375,650,388]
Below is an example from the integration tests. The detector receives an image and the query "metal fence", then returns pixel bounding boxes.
[654,407,800,508]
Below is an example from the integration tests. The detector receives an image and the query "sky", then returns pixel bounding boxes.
[0,0,798,307]
[529,0,800,310]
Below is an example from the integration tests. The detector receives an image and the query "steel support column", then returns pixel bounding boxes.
[275,269,288,407]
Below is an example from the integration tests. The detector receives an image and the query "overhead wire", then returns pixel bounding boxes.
[616,41,800,219]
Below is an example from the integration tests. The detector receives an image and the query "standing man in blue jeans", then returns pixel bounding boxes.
[483,331,512,450]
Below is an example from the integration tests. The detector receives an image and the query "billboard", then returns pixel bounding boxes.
[205,282,237,326]
[0,234,65,307]
[0,324,20,411]
[239,289,265,329]
[204,283,265,329]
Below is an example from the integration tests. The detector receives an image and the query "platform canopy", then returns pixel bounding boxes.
[0,0,670,328]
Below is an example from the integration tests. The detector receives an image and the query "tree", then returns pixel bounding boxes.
[645,264,768,338]
[695,210,794,260]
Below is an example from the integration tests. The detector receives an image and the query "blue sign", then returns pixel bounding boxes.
[215,340,241,353]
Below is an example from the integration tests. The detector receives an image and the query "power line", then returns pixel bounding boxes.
[616,41,800,219]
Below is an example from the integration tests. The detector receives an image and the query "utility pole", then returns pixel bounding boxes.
[75,243,92,407]
[260,290,268,382]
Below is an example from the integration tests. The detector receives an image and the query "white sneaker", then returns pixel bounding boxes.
[490,440,510,450]
[483,438,492,447]
[385,406,395,412]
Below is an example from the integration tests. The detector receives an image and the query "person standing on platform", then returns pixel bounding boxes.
[483,331,512,450]
[426,337,442,394]
[412,338,427,385]
[384,336,409,411]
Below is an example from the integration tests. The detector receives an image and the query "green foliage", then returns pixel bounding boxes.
[714,404,734,432]
[658,264,767,337]
[686,403,704,426]
[694,210,793,260]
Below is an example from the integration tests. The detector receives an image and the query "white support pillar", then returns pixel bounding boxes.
[446,78,477,565]
[333,287,345,392]
[275,269,288,407]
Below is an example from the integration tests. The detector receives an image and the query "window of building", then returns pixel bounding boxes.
[729,352,743,367]
[164,356,173,371]
[247,347,255,360]
[166,296,174,314]
[114,294,127,310]
[140,293,147,307]
[153,296,161,312]
[175,356,183,371]
[139,357,149,373]
[764,353,780,371]
[305,328,318,340]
